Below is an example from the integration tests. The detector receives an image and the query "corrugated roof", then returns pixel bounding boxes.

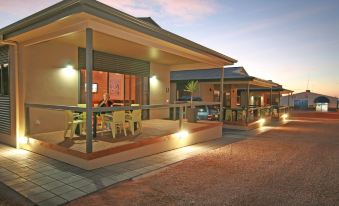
[0,0,237,64]
[171,67,250,81]
[137,17,161,28]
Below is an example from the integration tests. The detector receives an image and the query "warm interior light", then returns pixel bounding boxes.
[177,130,189,139]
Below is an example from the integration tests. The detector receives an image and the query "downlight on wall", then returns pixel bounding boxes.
[150,75,158,86]
[61,64,76,78]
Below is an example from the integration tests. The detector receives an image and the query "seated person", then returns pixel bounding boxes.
[98,93,113,107]
[98,93,113,130]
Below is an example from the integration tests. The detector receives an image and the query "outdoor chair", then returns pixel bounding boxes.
[105,111,127,139]
[64,110,86,139]
[225,110,232,121]
[77,104,87,130]
[126,109,142,135]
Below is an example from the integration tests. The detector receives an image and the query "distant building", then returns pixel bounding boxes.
[281,90,338,112]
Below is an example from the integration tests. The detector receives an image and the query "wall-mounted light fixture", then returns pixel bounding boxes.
[150,75,158,86]
[61,64,75,78]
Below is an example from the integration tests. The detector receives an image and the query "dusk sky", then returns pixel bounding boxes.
[1,0,338,97]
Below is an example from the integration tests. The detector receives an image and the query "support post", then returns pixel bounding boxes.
[173,106,177,120]
[219,67,224,121]
[24,105,30,136]
[278,91,281,118]
[270,87,273,116]
[85,28,93,153]
[179,106,183,130]
[246,83,250,125]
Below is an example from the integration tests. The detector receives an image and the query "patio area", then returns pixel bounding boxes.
[28,119,213,153]
[0,135,240,206]
[21,116,222,170]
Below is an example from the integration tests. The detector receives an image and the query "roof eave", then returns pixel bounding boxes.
[0,0,237,64]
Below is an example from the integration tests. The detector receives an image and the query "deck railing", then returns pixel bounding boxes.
[224,106,272,123]
[24,102,221,152]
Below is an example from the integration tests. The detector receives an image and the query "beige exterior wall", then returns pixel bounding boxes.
[149,62,171,119]
[230,86,238,108]
[23,41,79,134]
[199,83,214,102]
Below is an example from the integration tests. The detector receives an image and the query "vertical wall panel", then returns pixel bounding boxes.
[0,46,10,135]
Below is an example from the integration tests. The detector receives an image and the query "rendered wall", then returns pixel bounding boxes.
[150,62,171,119]
[23,41,79,134]
[199,83,214,102]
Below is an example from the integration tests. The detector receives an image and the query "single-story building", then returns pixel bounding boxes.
[0,0,237,169]
[170,67,292,127]
[280,90,338,112]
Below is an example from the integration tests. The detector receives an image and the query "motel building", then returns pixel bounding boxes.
[170,67,292,129]
[0,0,240,169]
[280,90,339,112]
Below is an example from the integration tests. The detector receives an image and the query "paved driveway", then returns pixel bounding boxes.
[68,112,339,206]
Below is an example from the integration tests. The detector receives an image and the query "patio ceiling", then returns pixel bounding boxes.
[2,1,236,68]
[52,30,197,65]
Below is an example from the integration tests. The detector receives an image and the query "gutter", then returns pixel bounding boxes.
[0,40,20,148]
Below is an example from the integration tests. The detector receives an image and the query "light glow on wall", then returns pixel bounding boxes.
[61,64,76,78]
[150,75,158,87]
[17,136,29,145]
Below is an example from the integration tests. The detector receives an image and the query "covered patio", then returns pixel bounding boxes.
[170,67,290,128]
[0,0,236,169]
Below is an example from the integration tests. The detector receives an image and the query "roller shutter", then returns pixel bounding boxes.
[0,46,10,135]
[78,48,150,76]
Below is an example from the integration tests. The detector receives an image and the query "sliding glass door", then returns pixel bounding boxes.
[80,70,149,107]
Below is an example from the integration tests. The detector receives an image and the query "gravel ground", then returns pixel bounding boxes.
[65,112,339,205]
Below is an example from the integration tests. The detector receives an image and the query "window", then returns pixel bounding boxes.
[0,64,9,96]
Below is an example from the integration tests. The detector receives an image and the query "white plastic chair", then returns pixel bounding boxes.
[64,110,86,139]
[106,111,127,139]
[126,109,142,135]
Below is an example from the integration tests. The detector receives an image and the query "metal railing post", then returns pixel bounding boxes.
[173,106,177,120]
[219,67,224,121]
[179,106,183,130]
[246,83,250,125]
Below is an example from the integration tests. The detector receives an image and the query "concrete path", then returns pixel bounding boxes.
[0,127,258,206]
